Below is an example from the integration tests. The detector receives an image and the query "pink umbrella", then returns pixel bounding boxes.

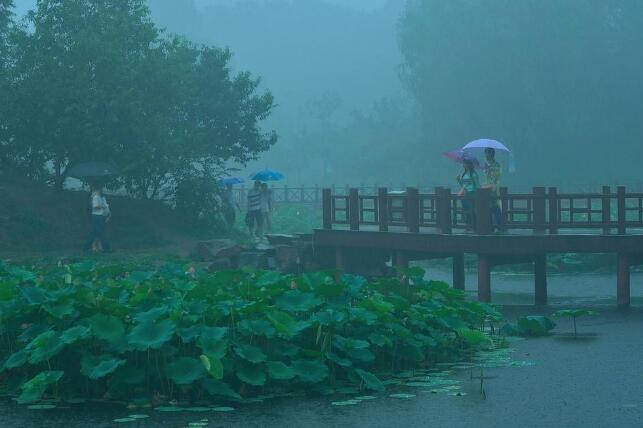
[442,150,482,169]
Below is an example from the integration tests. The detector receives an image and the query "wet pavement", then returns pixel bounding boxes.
[2,272,643,428]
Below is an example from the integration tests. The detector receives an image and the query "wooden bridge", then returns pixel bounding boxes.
[313,186,643,307]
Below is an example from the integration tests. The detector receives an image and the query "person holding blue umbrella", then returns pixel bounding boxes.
[245,180,264,239]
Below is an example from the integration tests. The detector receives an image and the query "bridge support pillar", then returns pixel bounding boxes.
[394,252,409,269]
[534,255,547,306]
[477,254,491,302]
[453,254,465,291]
[617,253,630,308]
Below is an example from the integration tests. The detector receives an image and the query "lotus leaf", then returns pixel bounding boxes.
[89,314,126,342]
[368,333,392,347]
[81,354,126,379]
[128,319,175,350]
[312,309,347,326]
[456,328,491,348]
[256,271,283,287]
[266,361,296,380]
[60,326,91,344]
[291,359,328,383]
[133,306,169,323]
[43,301,76,319]
[2,349,27,370]
[236,364,267,386]
[165,357,206,385]
[177,325,202,343]
[237,319,276,338]
[348,307,378,325]
[270,341,300,357]
[354,369,385,392]
[26,331,65,364]
[201,378,241,399]
[266,311,310,337]
[17,370,64,404]
[19,286,49,305]
[276,290,322,312]
[326,352,352,368]
[127,271,156,284]
[200,355,224,379]
[234,344,267,363]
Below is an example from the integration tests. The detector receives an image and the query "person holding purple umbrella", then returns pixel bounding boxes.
[456,156,480,231]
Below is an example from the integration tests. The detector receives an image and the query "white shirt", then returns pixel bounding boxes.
[91,193,110,216]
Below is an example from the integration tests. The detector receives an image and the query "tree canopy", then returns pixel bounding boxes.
[0,0,276,198]
[399,0,643,184]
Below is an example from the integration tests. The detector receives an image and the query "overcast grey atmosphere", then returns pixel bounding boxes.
[2,2,643,427]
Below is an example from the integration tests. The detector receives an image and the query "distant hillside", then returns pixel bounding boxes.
[0,177,197,254]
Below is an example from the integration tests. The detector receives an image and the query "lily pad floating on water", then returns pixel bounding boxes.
[188,423,209,427]
[212,406,235,412]
[389,393,416,399]
[155,406,185,412]
[354,396,377,401]
[128,414,150,419]
[186,407,212,412]
[27,404,57,410]
[331,400,360,406]
[113,418,136,423]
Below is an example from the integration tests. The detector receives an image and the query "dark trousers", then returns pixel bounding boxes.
[491,203,504,230]
[462,198,476,230]
[85,215,109,250]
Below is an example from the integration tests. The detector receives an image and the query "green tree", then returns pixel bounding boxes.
[0,0,14,168]
[3,0,276,196]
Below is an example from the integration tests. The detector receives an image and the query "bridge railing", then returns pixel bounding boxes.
[322,186,643,235]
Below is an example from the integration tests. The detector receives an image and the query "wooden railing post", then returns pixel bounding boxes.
[284,184,289,203]
[499,187,509,228]
[406,187,420,233]
[548,187,559,234]
[349,188,360,231]
[322,188,332,229]
[602,186,611,234]
[475,188,492,234]
[617,186,626,234]
[436,187,452,234]
[533,187,546,234]
[378,187,388,232]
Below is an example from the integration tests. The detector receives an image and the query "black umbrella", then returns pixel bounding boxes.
[67,162,118,179]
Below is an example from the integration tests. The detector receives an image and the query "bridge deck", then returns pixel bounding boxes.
[316,186,643,307]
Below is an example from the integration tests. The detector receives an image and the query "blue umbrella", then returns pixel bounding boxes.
[250,169,285,181]
[218,176,244,186]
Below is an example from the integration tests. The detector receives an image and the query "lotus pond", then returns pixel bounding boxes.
[0,260,506,413]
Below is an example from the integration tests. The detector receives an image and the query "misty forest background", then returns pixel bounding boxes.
[3,0,643,205]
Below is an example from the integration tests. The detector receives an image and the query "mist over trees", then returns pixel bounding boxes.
[0,0,276,203]
[148,0,415,185]
[400,0,643,186]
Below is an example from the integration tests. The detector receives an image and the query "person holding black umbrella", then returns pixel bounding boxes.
[85,185,111,252]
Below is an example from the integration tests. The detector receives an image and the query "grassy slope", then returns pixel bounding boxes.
[0,178,192,254]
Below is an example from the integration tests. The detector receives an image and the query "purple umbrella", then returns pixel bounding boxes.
[442,150,482,169]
